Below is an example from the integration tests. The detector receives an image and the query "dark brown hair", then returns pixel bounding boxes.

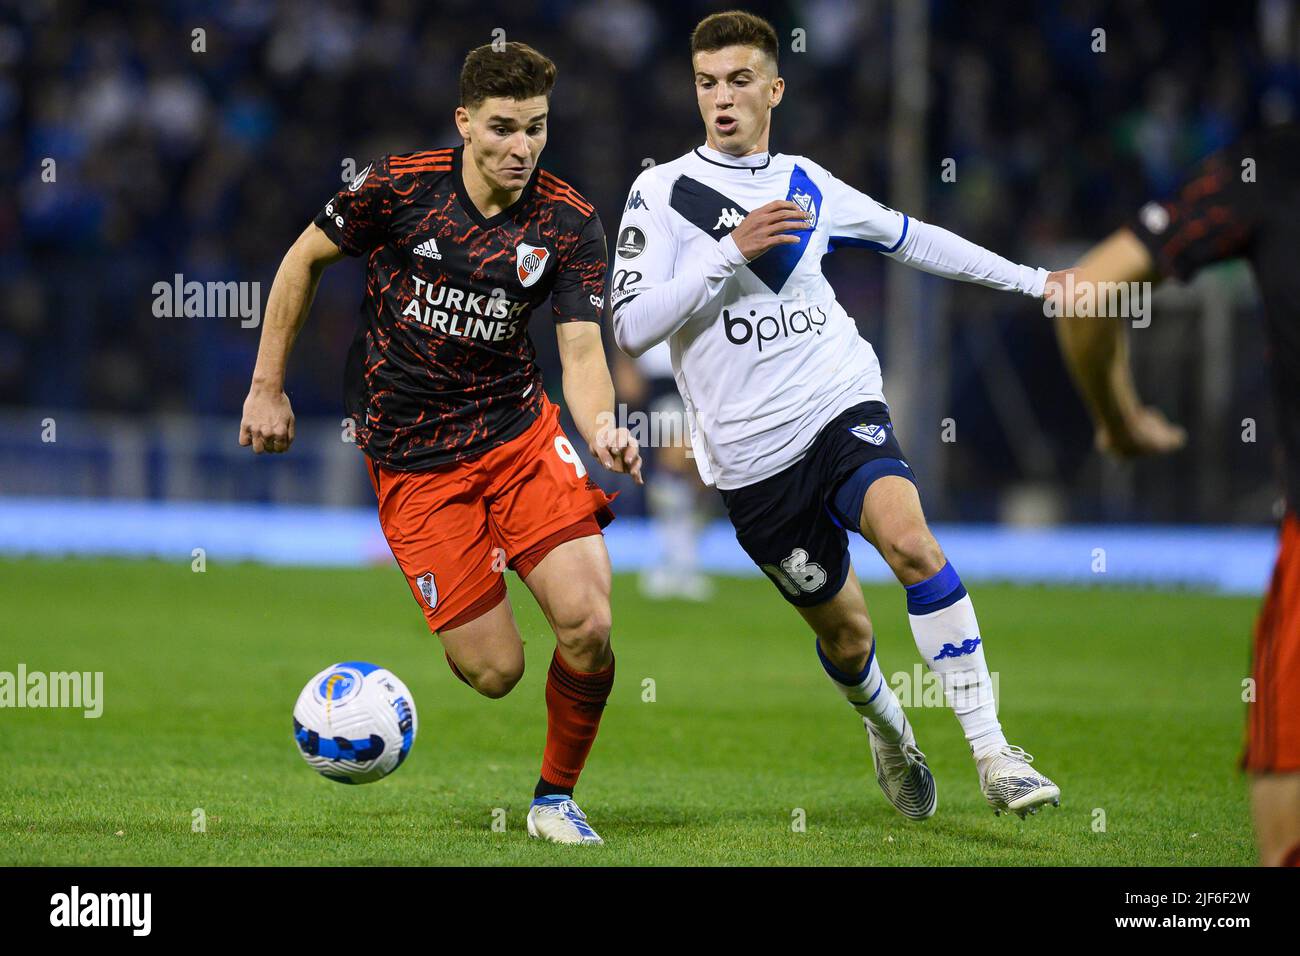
[690,10,779,66]
[459,41,557,109]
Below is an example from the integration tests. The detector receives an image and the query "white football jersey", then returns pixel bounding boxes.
[634,340,675,379]
[612,144,1047,490]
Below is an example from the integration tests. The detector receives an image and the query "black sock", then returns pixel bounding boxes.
[534,776,573,800]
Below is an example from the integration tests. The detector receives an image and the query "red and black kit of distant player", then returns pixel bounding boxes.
[1128,123,1300,776]
[314,146,607,470]
[1127,123,1300,511]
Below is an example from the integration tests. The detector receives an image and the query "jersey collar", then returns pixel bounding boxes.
[453,145,538,229]
[694,142,771,171]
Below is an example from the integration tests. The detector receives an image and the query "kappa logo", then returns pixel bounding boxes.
[850,422,888,446]
[515,242,550,288]
[713,207,745,230]
[412,237,442,260]
[933,637,982,661]
[625,190,648,211]
[415,572,437,610]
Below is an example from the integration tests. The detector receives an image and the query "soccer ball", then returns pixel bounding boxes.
[292,661,417,784]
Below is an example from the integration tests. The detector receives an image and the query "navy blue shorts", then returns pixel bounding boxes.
[718,401,917,607]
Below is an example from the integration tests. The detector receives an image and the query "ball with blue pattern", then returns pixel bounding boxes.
[292,661,418,784]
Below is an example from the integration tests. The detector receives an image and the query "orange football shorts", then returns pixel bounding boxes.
[365,399,615,633]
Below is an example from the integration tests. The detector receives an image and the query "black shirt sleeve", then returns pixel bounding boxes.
[313,156,392,257]
[1128,133,1268,281]
[550,212,609,324]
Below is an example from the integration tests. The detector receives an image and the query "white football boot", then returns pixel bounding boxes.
[977,744,1061,818]
[526,795,604,845]
[866,717,937,820]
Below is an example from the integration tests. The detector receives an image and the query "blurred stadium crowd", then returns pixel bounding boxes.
[4,0,1298,520]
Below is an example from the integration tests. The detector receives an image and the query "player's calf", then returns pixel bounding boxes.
[815,604,874,675]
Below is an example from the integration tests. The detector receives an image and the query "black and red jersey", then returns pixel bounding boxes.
[1129,123,1300,510]
[313,146,607,471]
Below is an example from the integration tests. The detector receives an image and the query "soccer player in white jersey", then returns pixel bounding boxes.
[612,10,1062,820]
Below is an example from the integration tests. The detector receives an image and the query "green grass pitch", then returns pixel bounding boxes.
[0,557,1259,865]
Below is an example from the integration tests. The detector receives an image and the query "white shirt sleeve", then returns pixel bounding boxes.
[819,166,1047,297]
[888,218,1048,296]
[611,171,749,357]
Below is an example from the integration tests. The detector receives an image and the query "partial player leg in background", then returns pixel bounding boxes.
[847,471,1061,818]
[640,392,713,602]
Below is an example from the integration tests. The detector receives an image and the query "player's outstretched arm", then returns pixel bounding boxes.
[556,321,643,484]
[1050,228,1186,458]
[886,216,1053,296]
[821,168,1052,296]
[239,223,345,454]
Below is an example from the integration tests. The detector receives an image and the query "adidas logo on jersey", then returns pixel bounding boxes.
[413,238,442,260]
[713,207,745,230]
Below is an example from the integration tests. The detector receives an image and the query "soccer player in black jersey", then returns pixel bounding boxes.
[1053,123,1300,866]
[239,42,640,845]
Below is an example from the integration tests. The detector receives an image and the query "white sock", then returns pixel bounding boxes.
[816,639,907,744]
[905,564,1007,758]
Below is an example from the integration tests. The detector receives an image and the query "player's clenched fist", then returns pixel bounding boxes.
[239,386,296,454]
[591,425,644,485]
[729,199,814,261]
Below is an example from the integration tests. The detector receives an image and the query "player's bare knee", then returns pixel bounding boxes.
[883,526,945,582]
[554,603,613,663]
[471,662,524,700]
